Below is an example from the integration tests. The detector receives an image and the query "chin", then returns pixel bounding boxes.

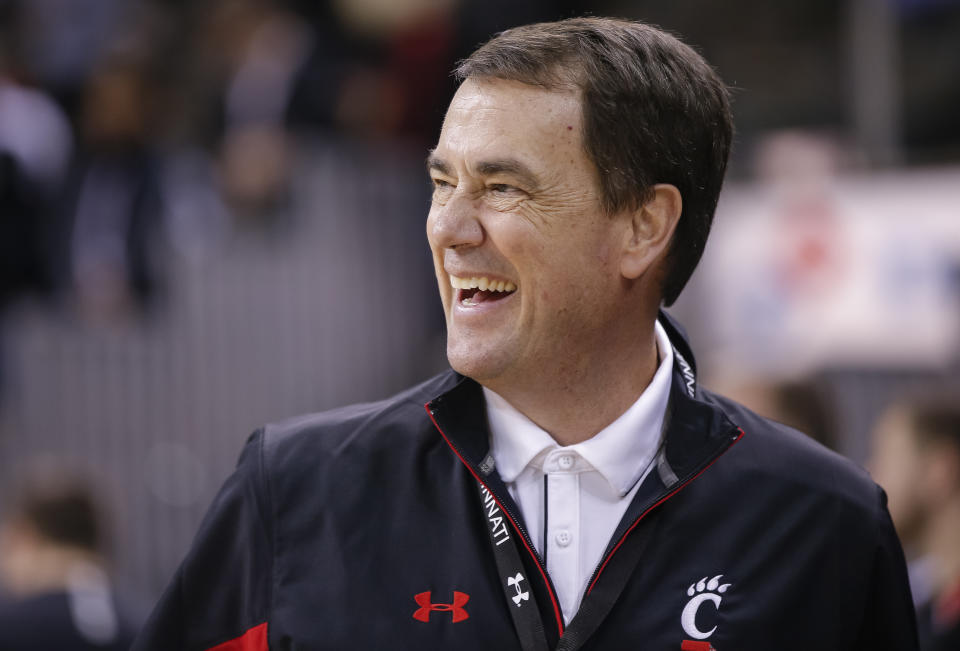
[447,354,488,382]
[446,342,505,385]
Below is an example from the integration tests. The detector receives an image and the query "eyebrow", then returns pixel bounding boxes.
[475,159,540,190]
[426,153,451,177]
[427,153,540,190]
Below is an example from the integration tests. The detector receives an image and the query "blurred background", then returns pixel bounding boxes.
[0,0,958,644]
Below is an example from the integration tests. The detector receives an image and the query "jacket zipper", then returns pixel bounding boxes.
[426,405,566,636]
[584,427,744,597]
[428,401,744,637]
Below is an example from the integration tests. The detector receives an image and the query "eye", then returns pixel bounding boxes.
[430,178,455,192]
[430,177,455,204]
[488,183,515,194]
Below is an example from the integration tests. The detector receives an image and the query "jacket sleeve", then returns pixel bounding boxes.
[132,430,274,651]
[853,486,919,650]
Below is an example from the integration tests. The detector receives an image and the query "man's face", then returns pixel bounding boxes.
[427,78,630,391]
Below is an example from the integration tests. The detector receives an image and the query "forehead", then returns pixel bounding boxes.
[435,77,584,170]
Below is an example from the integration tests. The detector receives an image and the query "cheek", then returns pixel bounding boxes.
[531,263,599,315]
[491,219,545,272]
[592,238,619,269]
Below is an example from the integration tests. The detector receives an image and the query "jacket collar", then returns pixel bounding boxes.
[426,310,741,491]
[483,320,675,497]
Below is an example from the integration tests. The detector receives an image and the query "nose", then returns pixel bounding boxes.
[428,191,484,251]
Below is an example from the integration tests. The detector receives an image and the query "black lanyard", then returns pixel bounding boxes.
[476,477,662,651]
[476,481,551,651]
[476,441,671,651]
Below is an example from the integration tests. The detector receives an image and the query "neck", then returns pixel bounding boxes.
[485,320,661,446]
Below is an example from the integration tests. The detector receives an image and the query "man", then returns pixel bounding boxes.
[870,397,960,651]
[134,18,917,650]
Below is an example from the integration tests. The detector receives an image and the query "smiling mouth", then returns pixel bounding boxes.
[450,275,517,306]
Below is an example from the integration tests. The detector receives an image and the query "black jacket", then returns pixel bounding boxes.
[133,315,918,650]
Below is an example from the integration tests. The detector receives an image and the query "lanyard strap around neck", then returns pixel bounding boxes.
[477,475,663,651]
[476,481,551,651]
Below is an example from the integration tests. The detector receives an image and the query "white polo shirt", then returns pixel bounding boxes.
[484,320,674,622]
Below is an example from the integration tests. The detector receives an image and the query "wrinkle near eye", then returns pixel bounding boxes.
[486,190,526,213]
[431,182,454,206]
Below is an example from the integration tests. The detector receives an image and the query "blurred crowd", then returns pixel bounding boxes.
[3,0,958,329]
[0,0,588,327]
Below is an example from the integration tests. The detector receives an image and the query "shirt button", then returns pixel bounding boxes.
[555,530,572,547]
[558,454,574,470]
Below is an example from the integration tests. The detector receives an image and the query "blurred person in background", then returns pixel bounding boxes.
[57,48,167,322]
[1,0,125,125]
[134,17,916,651]
[0,15,73,403]
[0,471,141,650]
[214,0,573,226]
[0,56,70,311]
[283,0,573,142]
[870,397,960,651]
[707,376,838,451]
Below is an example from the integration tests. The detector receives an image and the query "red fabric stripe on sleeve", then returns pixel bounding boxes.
[207,622,268,651]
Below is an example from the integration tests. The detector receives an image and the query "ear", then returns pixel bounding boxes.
[620,184,682,280]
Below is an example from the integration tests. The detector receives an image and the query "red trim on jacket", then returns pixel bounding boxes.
[207,622,268,651]
[426,403,566,637]
[587,429,745,595]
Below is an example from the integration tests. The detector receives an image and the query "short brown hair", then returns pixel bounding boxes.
[456,17,733,305]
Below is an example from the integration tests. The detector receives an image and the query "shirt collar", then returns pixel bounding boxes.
[484,387,557,483]
[485,321,674,497]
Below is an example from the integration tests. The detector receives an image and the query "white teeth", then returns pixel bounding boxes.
[449,275,517,292]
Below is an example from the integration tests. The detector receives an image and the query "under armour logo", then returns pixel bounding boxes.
[412,591,470,623]
[507,573,529,607]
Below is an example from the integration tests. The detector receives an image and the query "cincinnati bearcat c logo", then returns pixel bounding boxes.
[680,574,731,650]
